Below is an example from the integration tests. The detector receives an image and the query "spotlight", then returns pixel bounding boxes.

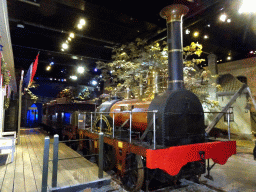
[77,66,85,74]
[227,56,232,60]
[77,24,83,29]
[79,19,86,25]
[69,32,75,38]
[70,76,77,80]
[204,35,209,39]
[227,19,231,23]
[62,43,68,49]
[193,31,199,37]
[185,29,190,34]
[220,14,227,22]
[92,80,97,85]
[239,0,256,13]
[46,66,51,71]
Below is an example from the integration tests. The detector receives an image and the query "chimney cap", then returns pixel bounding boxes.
[160,4,189,23]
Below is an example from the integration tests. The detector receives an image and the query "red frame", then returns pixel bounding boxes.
[81,130,236,176]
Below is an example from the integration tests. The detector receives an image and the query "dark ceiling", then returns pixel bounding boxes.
[7,0,256,86]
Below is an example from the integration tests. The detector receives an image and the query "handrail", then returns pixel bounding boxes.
[78,110,158,149]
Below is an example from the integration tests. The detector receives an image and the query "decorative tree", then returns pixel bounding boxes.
[96,38,221,108]
[1,58,11,86]
[78,87,91,100]
[57,88,73,99]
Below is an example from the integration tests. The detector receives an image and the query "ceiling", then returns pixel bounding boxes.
[6,0,256,86]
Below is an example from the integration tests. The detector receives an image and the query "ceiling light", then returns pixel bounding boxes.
[193,31,199,37]
[220,14,227,22]
[62,43,68,49]
[69,32,75,38]
[239,0,256,13]
[17,24,25,28]
[68,37,71,41]
[61,48,64,51]
[227,56,232,60]
[77,24,83,29]
[46,66,51,71]
[77,66,85,74]
[204,35,209,39]
[185,29,190,34]
[207,24,211,27]
[92,80,97,85]
[70,75,77,80]
[79,19,86,25]
[227,19,231,23]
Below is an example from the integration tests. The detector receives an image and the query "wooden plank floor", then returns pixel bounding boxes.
[0,128,108,192]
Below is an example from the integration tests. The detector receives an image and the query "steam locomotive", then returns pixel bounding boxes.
[43,4,236,191]
[77,4,236,191]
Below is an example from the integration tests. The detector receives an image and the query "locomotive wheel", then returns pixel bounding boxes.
[93,115,113,134]
[96,144,116,171]
[122,154,144,192]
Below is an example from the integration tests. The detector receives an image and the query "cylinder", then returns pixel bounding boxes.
[160,4,189,90]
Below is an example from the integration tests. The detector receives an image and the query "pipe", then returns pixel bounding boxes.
[160,4,189,90]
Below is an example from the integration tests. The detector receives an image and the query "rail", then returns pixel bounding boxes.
[78,110,158,149]
[41,133,110,192]
[204,111,233,140]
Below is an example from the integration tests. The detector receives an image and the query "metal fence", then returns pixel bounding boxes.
[41,132,109,192]
[78,110,158,149]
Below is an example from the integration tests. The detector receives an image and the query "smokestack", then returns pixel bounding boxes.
[160,4,189,90]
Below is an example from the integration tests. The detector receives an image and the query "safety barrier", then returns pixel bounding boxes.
[204,111,233,140]
[41,132,110,192]
[79,110,158,149]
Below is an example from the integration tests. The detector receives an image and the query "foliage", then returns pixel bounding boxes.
[78,87,91,100]
[4,96,10,109]
[1,58,11,86]
[96,38,221,108]
[57,88,72,99]
[24,88,38,101]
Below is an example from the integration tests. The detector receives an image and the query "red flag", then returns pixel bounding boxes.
[29,53,39,87]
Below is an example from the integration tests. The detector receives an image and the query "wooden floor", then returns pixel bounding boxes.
[0,128,108,192]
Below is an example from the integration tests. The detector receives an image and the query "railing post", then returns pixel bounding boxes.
[153,110,157,149]
[112,113,115,138]
[42,136,50,192]
[228,112,230,140]
[98,132,104,179]
[91,112,93,132]
[52,134,59,188]
[129,111,132,143]
[100,113,103,132]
